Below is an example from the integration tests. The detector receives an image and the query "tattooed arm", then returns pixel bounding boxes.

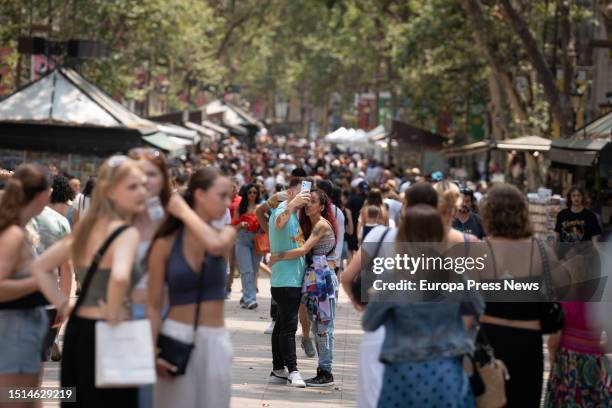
[270,220,330,263]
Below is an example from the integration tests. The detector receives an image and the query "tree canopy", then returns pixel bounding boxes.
[0,0,601,140]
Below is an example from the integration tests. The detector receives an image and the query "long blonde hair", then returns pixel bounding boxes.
[71,156,141,265]
[433,180,460,225]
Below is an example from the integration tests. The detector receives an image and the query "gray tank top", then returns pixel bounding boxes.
[76,264,141,307]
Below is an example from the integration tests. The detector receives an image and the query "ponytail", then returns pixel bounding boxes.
[0,164,49,233]
[0,179,26,233]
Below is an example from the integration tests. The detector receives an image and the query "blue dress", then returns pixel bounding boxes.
[377,357,475,408]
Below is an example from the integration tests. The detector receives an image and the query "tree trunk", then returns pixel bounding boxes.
[498,0,574,136]
[460,0,529,129]
[487,70,510,142]
[559,0,574,131]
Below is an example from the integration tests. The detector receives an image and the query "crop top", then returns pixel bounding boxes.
[166,228,227,306]
[232,212,260,233]
[75,264,141,307]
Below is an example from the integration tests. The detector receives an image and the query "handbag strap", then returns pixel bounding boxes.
[459,234,496,359]
[71,224,131,316]
[363,227,390,274]
[534,238,554,300]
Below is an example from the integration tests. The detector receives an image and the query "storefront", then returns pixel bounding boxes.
[548,138,611,216]
[442,141,491,181]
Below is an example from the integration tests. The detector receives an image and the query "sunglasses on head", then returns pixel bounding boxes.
[128,147,161,159]
[108,155,129,168]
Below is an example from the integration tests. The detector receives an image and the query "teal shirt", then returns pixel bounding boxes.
[269,201,306,288]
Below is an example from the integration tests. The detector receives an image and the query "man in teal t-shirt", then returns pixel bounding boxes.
[259,177,310,387]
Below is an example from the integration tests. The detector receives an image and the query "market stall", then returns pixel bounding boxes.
[0,67,185,177]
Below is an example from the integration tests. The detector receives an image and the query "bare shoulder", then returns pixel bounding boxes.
[150,233,176,257]
[0,225,24,242]
[314,219,333,235]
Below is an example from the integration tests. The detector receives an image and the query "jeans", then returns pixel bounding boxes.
[271,286,302,372]
[310,297,336,373]
[235,230,262,304]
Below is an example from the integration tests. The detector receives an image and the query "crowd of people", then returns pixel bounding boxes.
[0,134,609,408]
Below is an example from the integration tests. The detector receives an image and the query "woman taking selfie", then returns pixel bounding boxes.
[32,156,148,408]
[147,167,235,408]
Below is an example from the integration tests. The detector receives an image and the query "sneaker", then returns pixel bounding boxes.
[246,301,258,310]
[287,371,306,388]
[301,336,316,358]
[305,368,334,387]
[264,321,275,334]
[239,298,247,308]
[269,368,289,384]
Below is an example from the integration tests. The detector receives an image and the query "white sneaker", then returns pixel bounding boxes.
[269,368,289,384]
[287,371,306,388]
[264,321,275,334]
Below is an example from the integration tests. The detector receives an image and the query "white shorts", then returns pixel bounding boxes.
[357,326,385,408]
[154,319,232,408]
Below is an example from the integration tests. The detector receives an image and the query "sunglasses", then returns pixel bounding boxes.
[108,155,129,168]
[128,147,161,159]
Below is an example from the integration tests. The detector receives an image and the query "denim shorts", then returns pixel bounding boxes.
[0,307,48,374]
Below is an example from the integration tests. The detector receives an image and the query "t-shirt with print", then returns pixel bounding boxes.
[554,208,602,243]
[269,201,306,288]
[452,213,484,239]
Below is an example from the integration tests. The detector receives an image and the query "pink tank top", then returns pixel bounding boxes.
[559,302,603,355]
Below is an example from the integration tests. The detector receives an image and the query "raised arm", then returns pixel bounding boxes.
[275,192,309,230]
[255,202,271,233]
[258,192,291,233]
[167,193,236,256]
[105,227,140,325]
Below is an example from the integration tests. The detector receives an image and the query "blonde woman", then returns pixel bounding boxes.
[32,156,148,408]
[433,180,479,244]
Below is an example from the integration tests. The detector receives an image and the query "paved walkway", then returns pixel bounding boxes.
[42,275,362,407]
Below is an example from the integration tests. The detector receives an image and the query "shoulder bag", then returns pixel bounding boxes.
[254,231,270,254]
[71,225,156,388]
[156,247,206,376]
[351,227,390,305]
[535,238,565,334]
[462,237,509,407]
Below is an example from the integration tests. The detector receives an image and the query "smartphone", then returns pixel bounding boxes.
[301,180,312,193]
[145,196,165,221]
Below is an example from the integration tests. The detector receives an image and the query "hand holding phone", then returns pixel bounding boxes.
[301,180,312,193]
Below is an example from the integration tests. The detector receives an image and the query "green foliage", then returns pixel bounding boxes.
[0,0,594,138]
